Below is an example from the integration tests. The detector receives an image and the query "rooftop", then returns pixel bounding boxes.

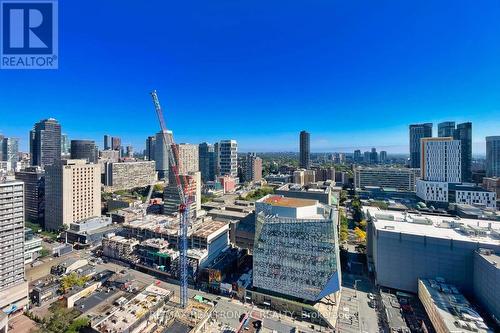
[262,195,317,208]
[476,249,500,267]
[366,207,500,245]
[419,278,492,333]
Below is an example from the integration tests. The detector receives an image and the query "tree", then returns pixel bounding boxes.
[354,227,366,243]
[339,209,349,243]
[60,273,89,293]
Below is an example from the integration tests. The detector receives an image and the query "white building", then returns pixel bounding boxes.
[417,137,461,203]
[176,143,199,174]
[454,185,497,209]
[0,180,29,315]
[354,166,419,191]
[293,169,315,186]
[218,140,238,177]
[45,159,101,231]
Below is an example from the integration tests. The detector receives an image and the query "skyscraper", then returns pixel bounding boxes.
[218,140,238,177]
[145,136,156,161]
[70,140,98,163]
[103,135,112,150]
[486,136,500,177]
[15,167,45,225]
[45,160,100,231]
[454,122,472,182]
[61,133,70,155]
[379,151,387,164]
[126,145,134,158]
[30,118,61,168]
[1,137,19,171]
[299,130,310,169]
[199,142,216,182]
[370,148,378,164]
[409,123,433,168]
[353,150,362,163]
[438,121,455,138]
[176,144,199,175]
[154,131,170,180]
[0,180,29,313]
[111,137,121,151]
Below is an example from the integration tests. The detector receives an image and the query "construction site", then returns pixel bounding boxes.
[90,284,214,333]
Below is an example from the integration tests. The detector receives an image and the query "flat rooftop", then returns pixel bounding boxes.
[262,195,317,208]
[476,249,500,267]
[366,207,500,245]
[419,278,492,333]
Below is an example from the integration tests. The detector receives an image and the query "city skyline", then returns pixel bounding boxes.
[1,1,499,153]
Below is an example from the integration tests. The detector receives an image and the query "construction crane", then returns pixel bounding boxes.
[150,90,193,308]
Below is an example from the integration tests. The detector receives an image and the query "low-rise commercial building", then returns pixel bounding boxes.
[366,207,500,294]
[65,216,118,247]
[275,181,338,206]
[452,184,497,209]
[293,169,315,186]
[418,278,491,333]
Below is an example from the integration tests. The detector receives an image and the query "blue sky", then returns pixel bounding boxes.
[1,0,499,154]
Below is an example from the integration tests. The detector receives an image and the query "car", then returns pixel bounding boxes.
[367,293,375,300]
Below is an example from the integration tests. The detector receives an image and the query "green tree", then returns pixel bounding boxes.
[60,273,89,293]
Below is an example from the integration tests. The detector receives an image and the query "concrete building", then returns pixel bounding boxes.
[370,147,378,164]
[103,161,156,192]
[199,142,216,182]
[417,137,461,202]
[15,166,45,224]
[65,216,116,247]
[265,174,292,184]
[482,177,500,200]
[70,139,98,163]
[24,229,43,264]
[111,136,121,151]
[438,121,456,138]
[244,153,262,182]
[313,166,335,182]
[253,195,341,304]
[164,171,201,216]
[452,184,496,209]
[299,130,311,169]
[0,137,19,171]
[473,249,500,323]
[379,150,387,164]
[486,136,500,177]
[353,149,362,163]
[218,140,238,177]
[354,166,418,191]
[145,135,156,161]
[154,130,170,179]
[275,182,337,205]
[0,180,29,315]
[418,278,491,333]
[30,118,61,168]
[61,133,70,156]
[176,143,199,174]
[293,169,315,186]
[99,149,120,163]
[366,207,500,294]
[409,123,433,168]
[45,160,101,231]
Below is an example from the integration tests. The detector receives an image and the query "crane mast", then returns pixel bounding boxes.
[150,90,192,308]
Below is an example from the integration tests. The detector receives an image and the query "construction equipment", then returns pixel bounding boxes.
[150,90,194,308]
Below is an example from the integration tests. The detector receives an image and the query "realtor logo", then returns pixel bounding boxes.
[1,0,58,69]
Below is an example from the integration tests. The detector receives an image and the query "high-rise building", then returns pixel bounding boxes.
[299,130,310,169]
[293,169,315,186]
[103,135,112,150]
[45,160,100,231]
[198,142,216,182]
[353,150,362,163]
[416,137,461,202]
[176,144,199,175]
[125,145,134,158]
[145,136,156,161]
[61,133,70,156]
[437,121,455,138]
[454,122,472,182]
[111,137,121,151]
[379,150,387,164]
[0,180,29,313]
[254,195,341,302]
[154,131,170,180]
[30,118,61,168]
[1,137,19,171]
[363,151,371,164]
[218,140,238,177]
[370,148,378,164]
[103,161,156,192]
[244,153,262,182]
[409,123,432,168]
[163,171,201,216]
[486,136,500,177]
[70,140,98,163]
[15,167,45,225]
[354,166,418,191]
